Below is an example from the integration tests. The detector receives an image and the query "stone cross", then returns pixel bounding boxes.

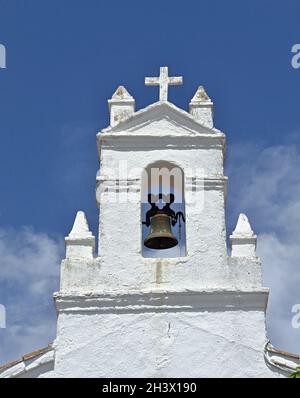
[145,66,183,101]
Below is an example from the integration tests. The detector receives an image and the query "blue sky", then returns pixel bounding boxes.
[0,0,300,362]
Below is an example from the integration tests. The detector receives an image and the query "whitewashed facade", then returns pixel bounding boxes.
[1,67,297,378]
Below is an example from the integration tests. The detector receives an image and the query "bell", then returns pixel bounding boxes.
[144,212,178,250]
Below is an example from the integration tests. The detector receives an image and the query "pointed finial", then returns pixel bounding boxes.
[232,213,254,236]
[190,86,212,103]
[108,85,135,127]
[65,211,95,259]
[230,213,257,257]
[68,211,92,239]
[111,85,134,101]
[189,86,214,128]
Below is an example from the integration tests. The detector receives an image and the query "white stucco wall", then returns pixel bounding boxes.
[52,304,275,377]
[52,100,273,377]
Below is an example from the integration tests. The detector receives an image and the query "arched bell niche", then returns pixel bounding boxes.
[141,161,186,258]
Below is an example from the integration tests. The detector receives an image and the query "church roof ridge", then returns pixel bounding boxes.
[0,343,53,371]
[264,341,300,374]
[266,343,300,360]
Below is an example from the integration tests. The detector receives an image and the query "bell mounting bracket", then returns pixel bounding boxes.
[142,193,185,227]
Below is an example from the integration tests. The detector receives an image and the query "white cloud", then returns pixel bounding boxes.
[259,233,300,352]
[0,227,63,363]
[226,138,300,355]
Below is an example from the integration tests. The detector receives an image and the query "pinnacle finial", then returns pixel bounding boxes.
[230,213,257,258]
[68,211,92,239]
[189,85,214,127]
[65,211,95,259]
[111,85,133,101]
[232,213,254,237]
[108,85,135,127]
[190,86,212,103]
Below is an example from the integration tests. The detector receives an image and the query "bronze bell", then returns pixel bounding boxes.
[144,212,178,250]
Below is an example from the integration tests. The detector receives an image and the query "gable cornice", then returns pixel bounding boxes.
[98,101,225,137]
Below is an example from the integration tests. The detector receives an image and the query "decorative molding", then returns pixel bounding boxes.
[185,176,228,194]
[96,176,227,192]
[230,237,257,245]
[54,288,269,314]
[98,135,225,152]
[95,176,228,206]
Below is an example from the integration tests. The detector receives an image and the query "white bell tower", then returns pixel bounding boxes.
[52,67,276,377]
